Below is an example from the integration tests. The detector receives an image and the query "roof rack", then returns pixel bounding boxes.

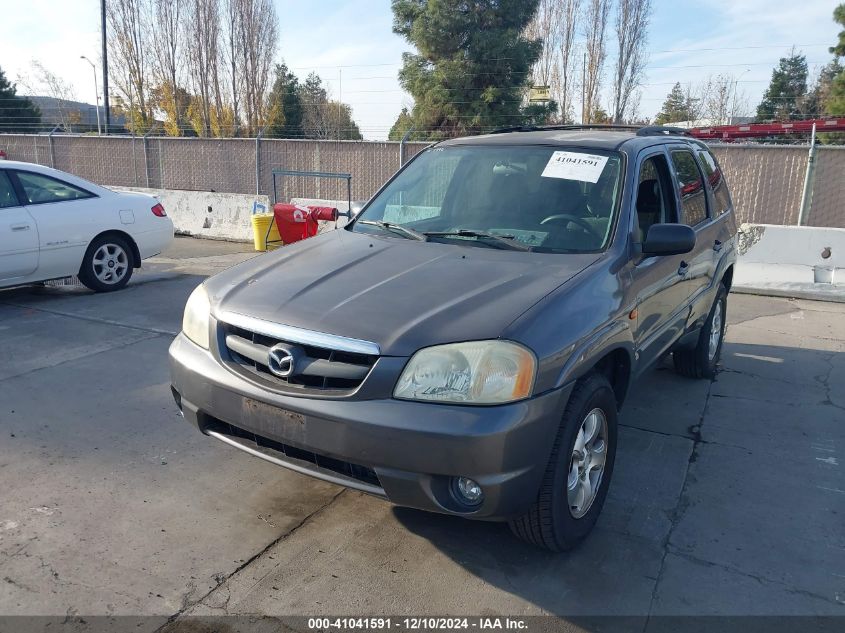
[635,125,691,137]
[490,124,641,134]
[489,124,691,137]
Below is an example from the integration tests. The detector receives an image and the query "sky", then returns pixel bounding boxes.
[0,0,840,140]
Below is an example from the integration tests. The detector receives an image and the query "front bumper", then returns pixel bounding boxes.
[169,333,572,520]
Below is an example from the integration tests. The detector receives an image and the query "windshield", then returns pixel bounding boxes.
[352,145,623,253]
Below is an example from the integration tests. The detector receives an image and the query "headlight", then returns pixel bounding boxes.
[394,341,536,404]
[182,284,210,349]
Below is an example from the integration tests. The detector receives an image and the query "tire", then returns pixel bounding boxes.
[509,373,618,552]
[673,283,727,379]
[78,234,134,292]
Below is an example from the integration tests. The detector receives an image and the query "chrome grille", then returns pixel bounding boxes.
[221,323,377,392]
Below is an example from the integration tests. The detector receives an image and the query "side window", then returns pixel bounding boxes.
[635,154,677,242]
[0,171,20,209]
[696,149,732,216]
[669,150,708,226]
[14,171,94,205]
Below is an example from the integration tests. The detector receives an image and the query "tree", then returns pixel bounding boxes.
[0,66,41,133]
[804,60,843,117]
[698,74,749,125]
[388,107,414,141]
[755,51,808,121]
[582,0,611,123]
[654,82,698,124]
[20,61,81,132]
[107,0,153,133]
[234,0,278,136]
[265,63,304,138]
[526,0,581,122]
[827,4,845,115]
[392,0,545,139]
[610,0,651,123]
[150,0,183,135]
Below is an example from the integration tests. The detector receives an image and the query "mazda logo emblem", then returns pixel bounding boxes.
[268,344,300,378]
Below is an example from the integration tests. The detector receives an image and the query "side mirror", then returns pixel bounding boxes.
[350,201,366,216]
[642,224,696,256]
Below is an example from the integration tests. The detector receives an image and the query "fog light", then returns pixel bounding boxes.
[453,477,484,506]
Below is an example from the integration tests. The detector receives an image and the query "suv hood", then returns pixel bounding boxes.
[207,229,600,356]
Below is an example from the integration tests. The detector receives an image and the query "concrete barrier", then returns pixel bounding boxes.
[114,186,269,242]
[734,223,845,302]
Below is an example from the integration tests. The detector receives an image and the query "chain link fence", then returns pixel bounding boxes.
[0,134,840,228]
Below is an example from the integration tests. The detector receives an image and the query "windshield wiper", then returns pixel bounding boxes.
[424,230,532,252]
[358,220,427,241]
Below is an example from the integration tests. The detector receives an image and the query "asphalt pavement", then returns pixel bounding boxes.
[0,237,842,630]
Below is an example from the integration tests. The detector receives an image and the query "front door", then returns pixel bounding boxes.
[0,170,38,281]
[629,149,692,373]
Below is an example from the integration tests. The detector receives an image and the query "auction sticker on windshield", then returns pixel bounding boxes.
[541,151,609,183]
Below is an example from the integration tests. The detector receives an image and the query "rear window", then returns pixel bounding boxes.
[696,149,732,216]
[670,149,708,226]
[354,145,624,253]
[14,171,94,205]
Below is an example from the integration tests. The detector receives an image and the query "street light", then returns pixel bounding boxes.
[80,56,102,135]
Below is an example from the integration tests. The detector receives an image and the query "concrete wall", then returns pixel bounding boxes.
[734,223,845,301]
[114,186,269,242]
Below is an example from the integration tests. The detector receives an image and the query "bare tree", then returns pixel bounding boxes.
[698,74,750,125]
[223,0,244,132]
[235,0,278,135]
[107,0,152,133]
[610,0,651,122]
[184,0,219,136]
[581,0,610,123]
[526,0,562,93]
[557,0,581,122]
[20,61,81,131]
[526,0,581,122]
[150,0,183,135]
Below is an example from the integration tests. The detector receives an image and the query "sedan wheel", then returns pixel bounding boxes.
[78,235,134,292]
[92,243,129,285]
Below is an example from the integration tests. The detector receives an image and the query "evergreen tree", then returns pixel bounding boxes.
[388,107,415,141]
[266,63,304,138]
[827,4,845,115]
[755,52,808,121]
[0,66,41,133]
[654,83,696,124]
[392,0,549,139]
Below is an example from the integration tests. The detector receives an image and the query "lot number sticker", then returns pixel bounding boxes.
[541,151,608,183]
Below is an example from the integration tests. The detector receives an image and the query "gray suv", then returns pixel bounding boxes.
[169,126,737,551]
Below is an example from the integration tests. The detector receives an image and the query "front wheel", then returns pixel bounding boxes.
[78,235,134,292]
[509,373,618,551]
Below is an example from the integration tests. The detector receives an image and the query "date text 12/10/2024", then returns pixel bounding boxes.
[307,618,529,631]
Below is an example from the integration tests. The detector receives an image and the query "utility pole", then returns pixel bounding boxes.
[101,0,110,133]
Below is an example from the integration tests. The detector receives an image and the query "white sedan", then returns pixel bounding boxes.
[0,161,173,292]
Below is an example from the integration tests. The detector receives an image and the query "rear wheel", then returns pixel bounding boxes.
[673,283,727,379]
[78,235,134,292]
[509,373,617,551]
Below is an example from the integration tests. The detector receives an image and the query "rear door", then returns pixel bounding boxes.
[0,170,38,281]
[667,145,719,306]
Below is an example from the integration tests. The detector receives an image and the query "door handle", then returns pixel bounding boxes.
[713,240,723,252]
[678,261,689,276]
[11,223,31,232]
